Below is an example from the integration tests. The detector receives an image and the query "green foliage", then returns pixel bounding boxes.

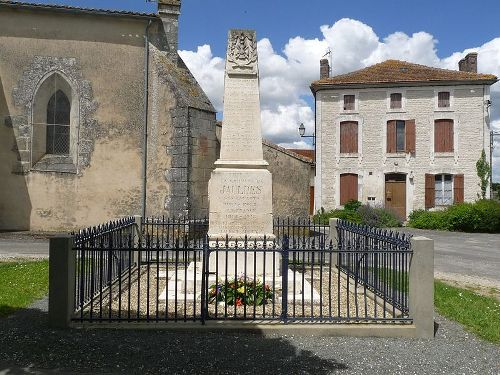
[0,260,49,317]
[408,200,500,233]
[313,202,402,228]
[209,276,273,306]
[435,281,500,344]
[343,199,362,212]
[476,149,491,200]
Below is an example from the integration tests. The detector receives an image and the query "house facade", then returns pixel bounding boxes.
[311,54,497,218]
[0,0,217,231]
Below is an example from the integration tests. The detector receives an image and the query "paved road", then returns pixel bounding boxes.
[0,235,49,259]
[398,228,500,284]
[0,229,498,285]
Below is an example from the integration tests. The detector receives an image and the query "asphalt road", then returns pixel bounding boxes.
[398,228,500,284]
[0,229,498,285]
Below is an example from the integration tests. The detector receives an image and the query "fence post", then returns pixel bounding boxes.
[409,236,434,338]
[281,235,289,324]
[49,234,75,328]
[329,218,339,266]
[133,215,142,264]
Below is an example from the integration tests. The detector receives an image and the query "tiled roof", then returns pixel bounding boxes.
[287,148,315,161]
[311,60,498,91]
[0,0,158,18]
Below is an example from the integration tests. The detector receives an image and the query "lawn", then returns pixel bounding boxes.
[0,260,49,317]
[435,280,500,345]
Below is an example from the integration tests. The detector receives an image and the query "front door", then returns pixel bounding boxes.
[385,174,406,219]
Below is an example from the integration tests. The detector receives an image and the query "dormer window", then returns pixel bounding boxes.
[438,91,450,108]
[390,93,402,109]
[343,95,355,111]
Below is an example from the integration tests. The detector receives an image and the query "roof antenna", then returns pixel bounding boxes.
[323,48,332,77]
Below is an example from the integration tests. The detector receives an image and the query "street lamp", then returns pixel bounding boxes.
[298,123,315,145]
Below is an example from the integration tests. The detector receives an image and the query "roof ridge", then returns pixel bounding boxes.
[0,0,158,18]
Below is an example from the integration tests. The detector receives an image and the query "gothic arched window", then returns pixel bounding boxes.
[46,90,70,154]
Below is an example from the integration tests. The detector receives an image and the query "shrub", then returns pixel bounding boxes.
[408,200,500,233]
[313,208,361,225]
[358,205,402,228]
[343,199,362,212]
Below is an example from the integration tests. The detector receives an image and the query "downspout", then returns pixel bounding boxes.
[142,20,153,219]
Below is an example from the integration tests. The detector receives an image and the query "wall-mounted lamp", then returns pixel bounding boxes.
[298,123,315,145]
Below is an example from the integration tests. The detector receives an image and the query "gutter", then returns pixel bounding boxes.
[141,19,153,219]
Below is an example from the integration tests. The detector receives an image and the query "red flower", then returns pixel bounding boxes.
[236,298,243,306]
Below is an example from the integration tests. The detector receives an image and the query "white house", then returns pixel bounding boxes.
[311,53,497,218]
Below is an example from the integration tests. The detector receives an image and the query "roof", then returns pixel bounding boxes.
[311,60,498,92]
[262,140,314,165]
[0,0,158,19]
[287,148,315,162]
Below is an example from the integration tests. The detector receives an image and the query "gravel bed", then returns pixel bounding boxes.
[0,297,499,374]
[81,266,396,322]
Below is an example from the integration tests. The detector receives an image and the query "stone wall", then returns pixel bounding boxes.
[0,6,215,230]
[262,140,312,218]
[315,85,491,216]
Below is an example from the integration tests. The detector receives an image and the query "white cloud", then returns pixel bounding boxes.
[179,19,500,182]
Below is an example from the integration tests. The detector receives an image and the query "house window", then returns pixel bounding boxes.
[434,119,454,152]
[438,91,450,108]
[387,120,416,153]
[343,95,355,111]
[46,90,70,155]
[434,174,453,206]
[340,121,358,153]
[390,93,402,109]
[340,173,358,205]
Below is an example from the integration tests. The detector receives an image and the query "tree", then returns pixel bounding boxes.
[476,149,491,199]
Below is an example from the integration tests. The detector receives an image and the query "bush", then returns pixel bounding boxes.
[358,205,402,228]
[408,200,500,233]
[343,199,362,212]
[313,208,361,225]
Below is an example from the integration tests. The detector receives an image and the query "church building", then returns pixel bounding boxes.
[0,0,218,230]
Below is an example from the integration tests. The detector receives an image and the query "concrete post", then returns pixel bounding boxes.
[329,218,339,266]
[133,215,142,265]
[48,234,75,329]
[409,236,434,338]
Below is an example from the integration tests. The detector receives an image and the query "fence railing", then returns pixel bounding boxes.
[335,219,412,314]
[72,217,138,318]
[49,216,434,337]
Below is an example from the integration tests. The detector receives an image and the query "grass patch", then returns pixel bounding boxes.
[0,260,49,317]
[435,280,500,344]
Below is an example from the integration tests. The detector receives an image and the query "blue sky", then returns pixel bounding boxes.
[14,0,500,180]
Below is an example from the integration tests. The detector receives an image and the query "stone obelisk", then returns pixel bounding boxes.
[208,30,275,270]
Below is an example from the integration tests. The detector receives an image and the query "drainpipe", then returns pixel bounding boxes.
[142,20,153,219]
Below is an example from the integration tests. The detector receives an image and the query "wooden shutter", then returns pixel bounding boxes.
[344,95,355,110]
[453,174,464,203]
[435,119,454,152]
[340,174,358,205]
[390,93,402,109]
[387,120,396,153]
[425,173,435,209]
[309,186,315,215]
[405,119,416,154]
[340,121,358,153]
[438,92,450,108]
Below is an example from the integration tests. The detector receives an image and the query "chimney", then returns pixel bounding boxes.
[459,52,478,73]
[157,0,181,60]
[320,58,330,79]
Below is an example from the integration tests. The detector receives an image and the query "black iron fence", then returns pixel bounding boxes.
[69,217,412,324]
[336,219,412,314]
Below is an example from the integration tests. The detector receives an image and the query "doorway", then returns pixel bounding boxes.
[385,173,406,219]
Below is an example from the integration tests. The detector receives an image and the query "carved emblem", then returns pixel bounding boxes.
[227,30,257,73]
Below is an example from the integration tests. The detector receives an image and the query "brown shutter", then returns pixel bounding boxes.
[435,119,454,152]
[340,174,358,205]
[340,121,358,153]
[387,120,396,153]
[425,173,435,209]
[405,119,416,154]
[454,174,464,203]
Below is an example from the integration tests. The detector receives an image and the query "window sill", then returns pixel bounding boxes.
[341,110,359,115]
[32,154,77,174]
[386,153,407,158]
[386,109,406,114]
[434,108,453,112]
[339,153,359,158]
[434,152,454,158]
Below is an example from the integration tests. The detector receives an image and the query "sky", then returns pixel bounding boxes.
[14,0,500,180]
